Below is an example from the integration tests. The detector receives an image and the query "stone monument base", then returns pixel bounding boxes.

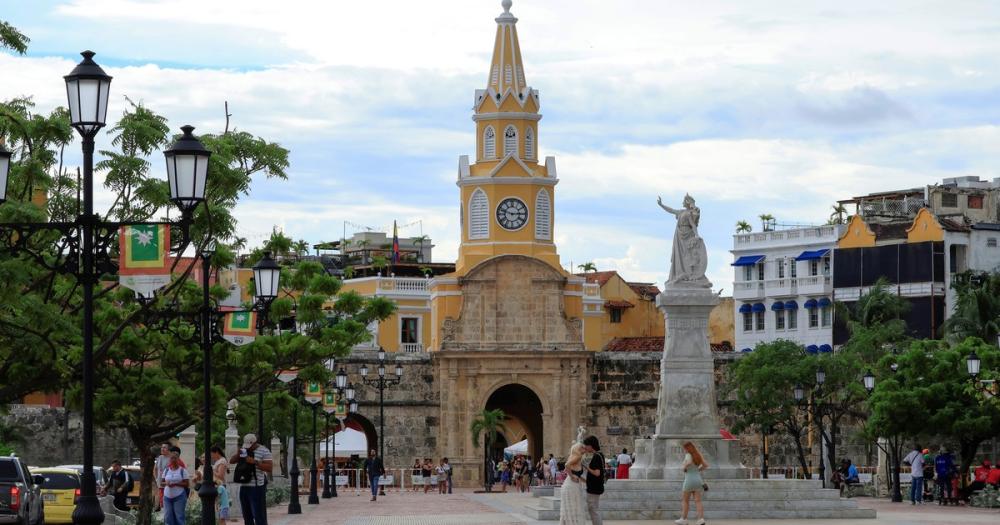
[524,479,877,521]
[629,435,746,480]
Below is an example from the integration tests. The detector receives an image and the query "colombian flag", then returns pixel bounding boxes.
[391,220,400,266]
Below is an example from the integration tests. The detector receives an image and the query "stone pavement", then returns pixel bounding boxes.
[261,488,1000,525]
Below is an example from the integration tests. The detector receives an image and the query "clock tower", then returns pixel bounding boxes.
[453,0,561,275]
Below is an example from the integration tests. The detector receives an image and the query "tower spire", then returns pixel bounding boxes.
[487,0,527,96]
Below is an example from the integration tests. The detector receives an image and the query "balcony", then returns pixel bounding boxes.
[401,342,424,353]
[734,226,842,250]
[376,276,430,296]
[764,278,797,297]
[796,274,832,296]
[733,281,765,300]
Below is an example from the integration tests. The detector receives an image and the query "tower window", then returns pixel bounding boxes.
[534,189,551,240]
[504,64,513,86]
[469,189,489,240]
[516,65,523,85]
[491,65,499,86]
[483,126,496,159]
[504,126,517,157]
[525,127,535,159]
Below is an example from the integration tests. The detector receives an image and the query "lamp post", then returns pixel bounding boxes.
[197,240,218,525]
[306,391,320,505]
[322,367,349,498]
[860,370,904,502]
[277,371,302,515]
[251,252,282,439]
[359,347,402,496]
[793,365,828,489]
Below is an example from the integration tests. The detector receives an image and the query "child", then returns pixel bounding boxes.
[555,462,567,485]
[500,461,511,493]
[215,477,230,525]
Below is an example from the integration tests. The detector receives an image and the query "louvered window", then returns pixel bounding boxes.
[504,64,513,85]
[535,189,551,240]
[469,189,489,240]
[483,126,496,159]
[504,126,517,157]
[491,65,499,86]
[524,127,535,159]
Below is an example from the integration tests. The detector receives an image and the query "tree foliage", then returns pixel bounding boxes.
[0,21,29,55]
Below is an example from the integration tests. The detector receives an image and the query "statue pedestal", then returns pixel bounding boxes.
[629,286,746,480]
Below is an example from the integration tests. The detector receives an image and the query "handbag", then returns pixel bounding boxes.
[702,482,709,491]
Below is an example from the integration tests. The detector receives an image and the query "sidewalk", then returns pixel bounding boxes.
[261,488,1000,525]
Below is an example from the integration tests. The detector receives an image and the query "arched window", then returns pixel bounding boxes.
[504,64,513,86]
[483,126,496,159]
[491,65,499,86]
[469,189,489,240]
[504,126,517,157]
[524,127,535,159]
[534,189,551,240]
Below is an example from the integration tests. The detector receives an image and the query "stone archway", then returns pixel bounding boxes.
[485,383,544,461]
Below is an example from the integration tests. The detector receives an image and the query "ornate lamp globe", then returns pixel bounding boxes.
[377,347,386,362]
[345,383,355,401]
[359,363,369,378]
[64,51,112,134]
[348,400,358,414]
[200,239,216,259]
[394,363,403,378]
[335,368,348,390]
[0,143,11,204]
[816,366,826,386]
[793,383,805,402]
[967,351,981,379]
[164,125,211,213]
[862,370,875,393]
[377,362,386,378]
[253,251,281,300]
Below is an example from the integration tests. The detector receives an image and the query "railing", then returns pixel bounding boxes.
[733,281,765,298]
[796,275,832,288]
[307,468,458,494]
[734,227,839,247]
[765,278,797,293]
[377,276,430,295]
[401,342,423,353]
[583,283,601,297]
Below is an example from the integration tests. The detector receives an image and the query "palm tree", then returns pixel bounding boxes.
[829,204,849,225]
[759,214,775,232]
[371,255,389,275]
[412,235,430,262]
[578,262,597,273]
[293,239,310,258]
[945,271,1000,343]
[343,266,356,279]
[230,236,247,256]
[265,227,293,258]
[355,239,370,264]
[735,220,752,233]
[470,408,508,492]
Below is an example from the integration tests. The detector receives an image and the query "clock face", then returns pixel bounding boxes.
[496,197,528,231]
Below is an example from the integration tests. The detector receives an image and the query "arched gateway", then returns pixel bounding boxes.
[485,384,544,460]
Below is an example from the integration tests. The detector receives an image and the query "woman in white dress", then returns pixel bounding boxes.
[559,443,588,524]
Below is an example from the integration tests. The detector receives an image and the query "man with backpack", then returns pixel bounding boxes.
[229,434,273,525]
[108,460,132,511]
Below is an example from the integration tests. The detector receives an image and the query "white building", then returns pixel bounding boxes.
[732,225,845,354]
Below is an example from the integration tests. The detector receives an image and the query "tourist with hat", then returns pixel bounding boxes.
[229,433,273,525]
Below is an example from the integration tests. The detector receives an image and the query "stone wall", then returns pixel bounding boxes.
[1,405,131,467]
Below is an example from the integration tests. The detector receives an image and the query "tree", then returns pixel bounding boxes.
[412,235,430,262]
[371,255,388,274]
[265,228,293,258]
[0,21,29,55]
[577,262,597,273]
[230,236,248,256]
[759,214,775,232]
[470,408,507,492]
[735,220,752,233]
[945,271,1000,344]
[292,239,310,258]
[829,204,849,225]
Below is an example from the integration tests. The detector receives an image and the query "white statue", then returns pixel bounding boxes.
[657,194,711,289]
[576,425,587,444]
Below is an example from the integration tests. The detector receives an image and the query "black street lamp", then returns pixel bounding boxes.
[322,366,350,499]
[359,347,403,496]
[792,368,828,489]
[859,371,904,502]
[0,142,10,204]
[277,371,302,514]
[306,391,321,505]
[196,240,218,525]
[248,251,282,439]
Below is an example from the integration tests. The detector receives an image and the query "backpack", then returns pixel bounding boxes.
[123,471,134,494]
[233,456,255,484]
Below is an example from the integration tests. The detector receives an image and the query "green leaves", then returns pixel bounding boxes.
[0,21,29,55]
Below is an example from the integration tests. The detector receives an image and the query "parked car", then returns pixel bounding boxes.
[0,456,44,525]
[31,468,79,524]
[54,466,106,495]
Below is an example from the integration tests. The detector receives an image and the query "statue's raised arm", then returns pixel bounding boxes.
[660,194,712,290]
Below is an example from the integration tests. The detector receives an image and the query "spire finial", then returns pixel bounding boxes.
[502,0,512,15]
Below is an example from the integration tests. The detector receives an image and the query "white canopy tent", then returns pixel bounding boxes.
[503,439,529,455]
[318,427,368,457]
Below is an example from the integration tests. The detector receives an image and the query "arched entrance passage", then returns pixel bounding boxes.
[485,384,544,461]
[344,413,377,459]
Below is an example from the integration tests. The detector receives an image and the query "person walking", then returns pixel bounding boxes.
[616,448,632,480]
[582,436,605,525]
[558,443,587,524]
[442,458,453,494]
[436,459,448,494]
[108,460,131,511]
[162,447,191,525]
[675,441,709,525]
[548,454,558,486]
[934,445,955,505]
[211,446,228,484]
[411,459,422,492]
[229,434,273,525]
[421,458,434,494]
[215,476,230,525]
[364,450,385,502]
[154,443,172,510]
[903,444,925,505]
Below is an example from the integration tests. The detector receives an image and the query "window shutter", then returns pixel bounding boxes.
[534,190,551,240]
[504,126,517,157]
[470,189,489,240]
[484,127,496,159]
[525,127,535,159]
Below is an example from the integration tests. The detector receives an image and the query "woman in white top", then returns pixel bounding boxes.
[616,448,633,479]
[161,448,191,525]
[559,443,588,525]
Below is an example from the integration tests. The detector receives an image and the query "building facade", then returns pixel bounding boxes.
[731,225,843,353]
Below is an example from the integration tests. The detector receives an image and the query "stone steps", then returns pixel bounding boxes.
[530,486,555,498]
[524,479,877,520]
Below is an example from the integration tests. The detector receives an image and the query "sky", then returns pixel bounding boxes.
[3,0,1000,292]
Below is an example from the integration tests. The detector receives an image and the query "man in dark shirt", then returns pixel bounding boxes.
[363,450,385,502]
[583,435,605,525]
[108,460,130,511]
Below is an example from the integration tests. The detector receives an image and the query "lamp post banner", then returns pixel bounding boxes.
[305,382,322,403]
[118,224,171,294]
[323,392,347,419]
[222,309,256,346]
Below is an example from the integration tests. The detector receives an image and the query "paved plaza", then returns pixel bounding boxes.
[262,489,1000,525]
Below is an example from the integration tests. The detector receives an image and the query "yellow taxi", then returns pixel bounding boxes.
[32,468,80,524]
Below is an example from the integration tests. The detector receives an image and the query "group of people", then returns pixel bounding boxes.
[904,444,1000,505]
[557,438,708,525]
[408,457,452,495]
